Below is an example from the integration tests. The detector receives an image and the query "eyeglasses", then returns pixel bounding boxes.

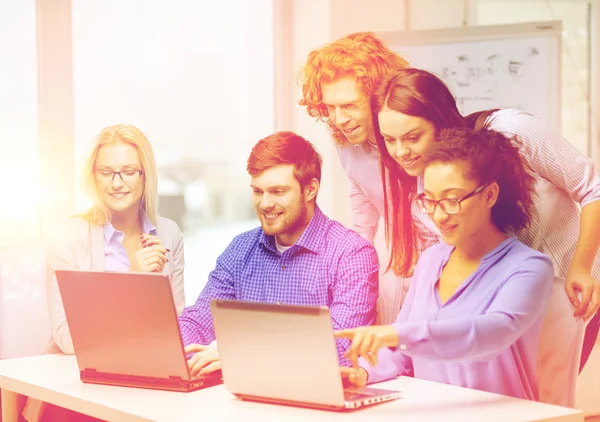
[94,169,144,183]
[416,184,488,215]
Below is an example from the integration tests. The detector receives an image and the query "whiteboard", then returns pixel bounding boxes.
[378,21,562,130]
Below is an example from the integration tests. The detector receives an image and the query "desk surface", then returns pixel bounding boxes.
[0,354,584,422]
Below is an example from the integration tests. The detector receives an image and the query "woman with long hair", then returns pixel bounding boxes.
[46,124,186,355]
[337,127,553,401]
[369,68,600,405]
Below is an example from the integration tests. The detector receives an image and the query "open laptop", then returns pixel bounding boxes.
[55,269,222,392]
[210,299,401,411]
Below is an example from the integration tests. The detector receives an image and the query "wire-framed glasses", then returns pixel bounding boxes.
[94,168,145,183]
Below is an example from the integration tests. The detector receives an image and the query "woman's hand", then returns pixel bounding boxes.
[135,233,169,272]
[335,325,399,367]
[340,366,368,388]
[565,266,600,320]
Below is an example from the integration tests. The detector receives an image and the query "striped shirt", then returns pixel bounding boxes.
[178,206,379,365]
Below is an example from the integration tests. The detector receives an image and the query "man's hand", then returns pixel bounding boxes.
[335,325,399,367]
[565,266,600,320]
[184,344,221,378]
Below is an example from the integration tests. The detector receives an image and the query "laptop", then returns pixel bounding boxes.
[55,269,222,392]
[210,299,401,410]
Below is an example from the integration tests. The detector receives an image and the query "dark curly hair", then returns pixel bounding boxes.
[424,127,535,233]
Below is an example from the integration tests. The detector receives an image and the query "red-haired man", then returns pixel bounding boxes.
[299,32,412,324]
[179,131,379,376]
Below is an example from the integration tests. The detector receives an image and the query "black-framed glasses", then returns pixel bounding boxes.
[94,169,144,183]
[416,184,488,215]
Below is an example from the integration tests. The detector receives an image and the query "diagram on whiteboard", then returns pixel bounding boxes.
[438,46,539,110]
[392,36,558,122]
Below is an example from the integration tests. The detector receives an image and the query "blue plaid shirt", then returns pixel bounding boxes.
[179,206,379,365]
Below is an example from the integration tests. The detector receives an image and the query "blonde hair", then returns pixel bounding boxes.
[298,32,409,145]
[79,124,158,226]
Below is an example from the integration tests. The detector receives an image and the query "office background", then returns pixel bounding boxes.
[0,0,598,411]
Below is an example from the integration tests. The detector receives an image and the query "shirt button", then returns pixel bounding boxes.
[282,265,286,270]
[277,301,282,305]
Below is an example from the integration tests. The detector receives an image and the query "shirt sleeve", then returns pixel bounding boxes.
[330,241,380,366]
[492,111,600,207]
[360,348,414,384]
[393,253,554,362]
[360,263,419,383]
[168,224,186,315]
[348,180,380,244]
[178,241,237,346]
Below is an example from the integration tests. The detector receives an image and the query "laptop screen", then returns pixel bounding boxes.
[211,299,346,406]
[56,270,190,380]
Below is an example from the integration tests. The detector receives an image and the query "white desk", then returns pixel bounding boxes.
[0,354,583,422]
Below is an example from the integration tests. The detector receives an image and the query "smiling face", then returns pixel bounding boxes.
[94,142,145,217]
[422,161,495,247]
[321,76,374,145]
[378,107,436,176]
[250,164,317,246]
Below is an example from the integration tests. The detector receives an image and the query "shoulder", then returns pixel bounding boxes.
[335,142,377,166]
[61,215,91,232]
[487,108,547,135]
[419,242,452,264]
[44,216,95,261]
[211,226,265,269]
[480,238,554,286]
[504,239,553,272]
[319,216,377,256]
[222,226,264,255]
[156,216,183,236]
[155,217,184,250]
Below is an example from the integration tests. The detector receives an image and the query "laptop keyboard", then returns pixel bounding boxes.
[344,390,371,401]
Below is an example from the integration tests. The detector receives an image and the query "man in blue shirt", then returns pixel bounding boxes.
[179,131,379,376]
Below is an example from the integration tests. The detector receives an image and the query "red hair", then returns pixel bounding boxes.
[247,131,322,188]
[298,32,409,145]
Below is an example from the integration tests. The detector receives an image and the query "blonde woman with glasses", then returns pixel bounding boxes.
[46,124,185,355]
[21,124,186,421]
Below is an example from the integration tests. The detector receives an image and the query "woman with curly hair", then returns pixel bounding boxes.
[354,67,600,406]
[337,127,553,402]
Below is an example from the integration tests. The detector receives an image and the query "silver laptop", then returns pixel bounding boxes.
[55,269,222,392]
[211,299,401,410]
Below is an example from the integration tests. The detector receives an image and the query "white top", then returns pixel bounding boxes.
[275,237,293,254]
[0,354,583,422]
[336,142,384,244]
